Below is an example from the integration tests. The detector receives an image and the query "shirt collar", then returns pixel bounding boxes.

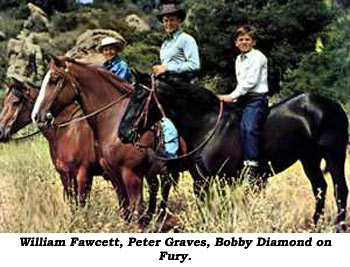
[165,29,182,40]
[240,48,255,60]
[104,56,121,66]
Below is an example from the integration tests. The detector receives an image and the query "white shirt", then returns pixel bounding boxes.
[229,48,268,99]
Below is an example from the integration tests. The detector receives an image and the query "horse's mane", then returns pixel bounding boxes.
[158,78,221,112]
[69,58,134,94]
[270,92,305,109]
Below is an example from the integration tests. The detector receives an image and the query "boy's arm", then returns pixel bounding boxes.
[229,55,265,99]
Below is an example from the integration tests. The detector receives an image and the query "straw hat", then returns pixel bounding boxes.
[157,3,186,22]
[98,37,124,52]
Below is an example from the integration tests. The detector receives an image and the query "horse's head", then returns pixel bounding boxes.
[0,78,39,142]
[119,76,163,144]
[32,56,78,128]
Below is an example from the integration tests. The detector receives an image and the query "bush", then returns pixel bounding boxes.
[0,11,23,38]
[52,12,81,32]
[0,41,8,102]
[282,7,350,104]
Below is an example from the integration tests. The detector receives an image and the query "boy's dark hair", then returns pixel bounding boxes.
[234,25,258,41]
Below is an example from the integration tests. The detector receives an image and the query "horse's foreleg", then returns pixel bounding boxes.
[301,157,327,225]
[139,175,159,226]
[159,172,178,214]
[109,174,130,220]
[76,166,93,206]
[121,167,143,219]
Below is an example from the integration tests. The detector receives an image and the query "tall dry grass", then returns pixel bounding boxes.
[0,136,349,232]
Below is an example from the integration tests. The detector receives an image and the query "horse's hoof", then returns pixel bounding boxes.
[336,221,347,233]
[138,211,153,227]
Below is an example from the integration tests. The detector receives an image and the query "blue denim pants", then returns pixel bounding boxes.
[240,96,268,164]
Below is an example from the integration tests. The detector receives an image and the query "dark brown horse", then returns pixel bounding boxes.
[31,57,182,224]
[0,78,101,205]
[118,75,349,232]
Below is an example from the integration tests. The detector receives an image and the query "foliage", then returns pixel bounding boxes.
[0,41,8,85]
[185,0,334,95]
[0,11,24,38]
[0,137,348,232]
[283,7,350,106]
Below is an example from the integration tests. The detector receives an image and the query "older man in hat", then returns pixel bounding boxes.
[152,1,200,82]
[98,36,131,83]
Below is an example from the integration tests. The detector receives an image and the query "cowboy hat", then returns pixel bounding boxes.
[98,36,124,52]
[157,3,186,22]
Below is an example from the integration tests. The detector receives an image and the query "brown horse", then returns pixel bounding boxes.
[0,78,101,205]
[31,58,183,224]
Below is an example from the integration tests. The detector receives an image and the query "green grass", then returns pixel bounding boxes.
[0,136,348,232]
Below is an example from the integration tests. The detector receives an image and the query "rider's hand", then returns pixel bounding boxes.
[217,94,237,103]
[152,65,168,76]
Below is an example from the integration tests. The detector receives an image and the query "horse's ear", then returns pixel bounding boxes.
[11,76,24,87]
[131,68,141,83]
[48,53,65,68]
[3,79,12,89]
[131,68,150,84]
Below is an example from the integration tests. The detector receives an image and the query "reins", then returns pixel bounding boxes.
[49,64,134,128]
[135,75,224,161]
[56,93,130,128]
[4,87,41,142]
[10,129,41,141]
[154,100,224,161]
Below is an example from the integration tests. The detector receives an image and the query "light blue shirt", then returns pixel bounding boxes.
[160,29,200,74]
[160,117,179,155]
[76,0,93,4]
[103,57,131,83]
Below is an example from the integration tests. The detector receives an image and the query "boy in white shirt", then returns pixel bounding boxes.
[218,25,269,186]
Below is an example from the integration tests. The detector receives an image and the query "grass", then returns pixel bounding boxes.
[0,136,349,233]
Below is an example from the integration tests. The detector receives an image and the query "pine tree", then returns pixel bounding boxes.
[185,0,334,95]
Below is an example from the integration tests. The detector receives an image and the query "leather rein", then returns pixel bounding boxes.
[133,75,224,161]
[6,87,41,141]
[48,64,134,128]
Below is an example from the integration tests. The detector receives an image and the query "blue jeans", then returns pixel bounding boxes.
[240,97,268,164]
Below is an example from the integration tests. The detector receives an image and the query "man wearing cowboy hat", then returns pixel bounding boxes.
[98,36,131,83]
[150,1,201,159]
[152,1,200,82]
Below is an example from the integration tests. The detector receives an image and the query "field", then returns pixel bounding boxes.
[0,136,349,233]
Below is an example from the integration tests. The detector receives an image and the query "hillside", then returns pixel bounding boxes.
[0,0,349,108]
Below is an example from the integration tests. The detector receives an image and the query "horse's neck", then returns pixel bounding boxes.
[73,73,127,140]
[166,101,219,148]
[54,104,81,124]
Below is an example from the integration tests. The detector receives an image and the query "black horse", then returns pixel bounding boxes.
[118,75,349,231]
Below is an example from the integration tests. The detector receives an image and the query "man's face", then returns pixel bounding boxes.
[102,45,118,61]
[163,15,181,34]
[235,33,256,53]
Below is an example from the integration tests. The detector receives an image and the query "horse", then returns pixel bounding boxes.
[30,57,183,226]
[118,74,349,232]
[0,78,102,206]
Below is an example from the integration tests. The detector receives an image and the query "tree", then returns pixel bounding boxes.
[283,6,350,106]
[185,0,334,95]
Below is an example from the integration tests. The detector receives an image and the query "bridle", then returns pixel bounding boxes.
[130,75,224,161]
[4,85,41,141]
[44,63,135,128]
